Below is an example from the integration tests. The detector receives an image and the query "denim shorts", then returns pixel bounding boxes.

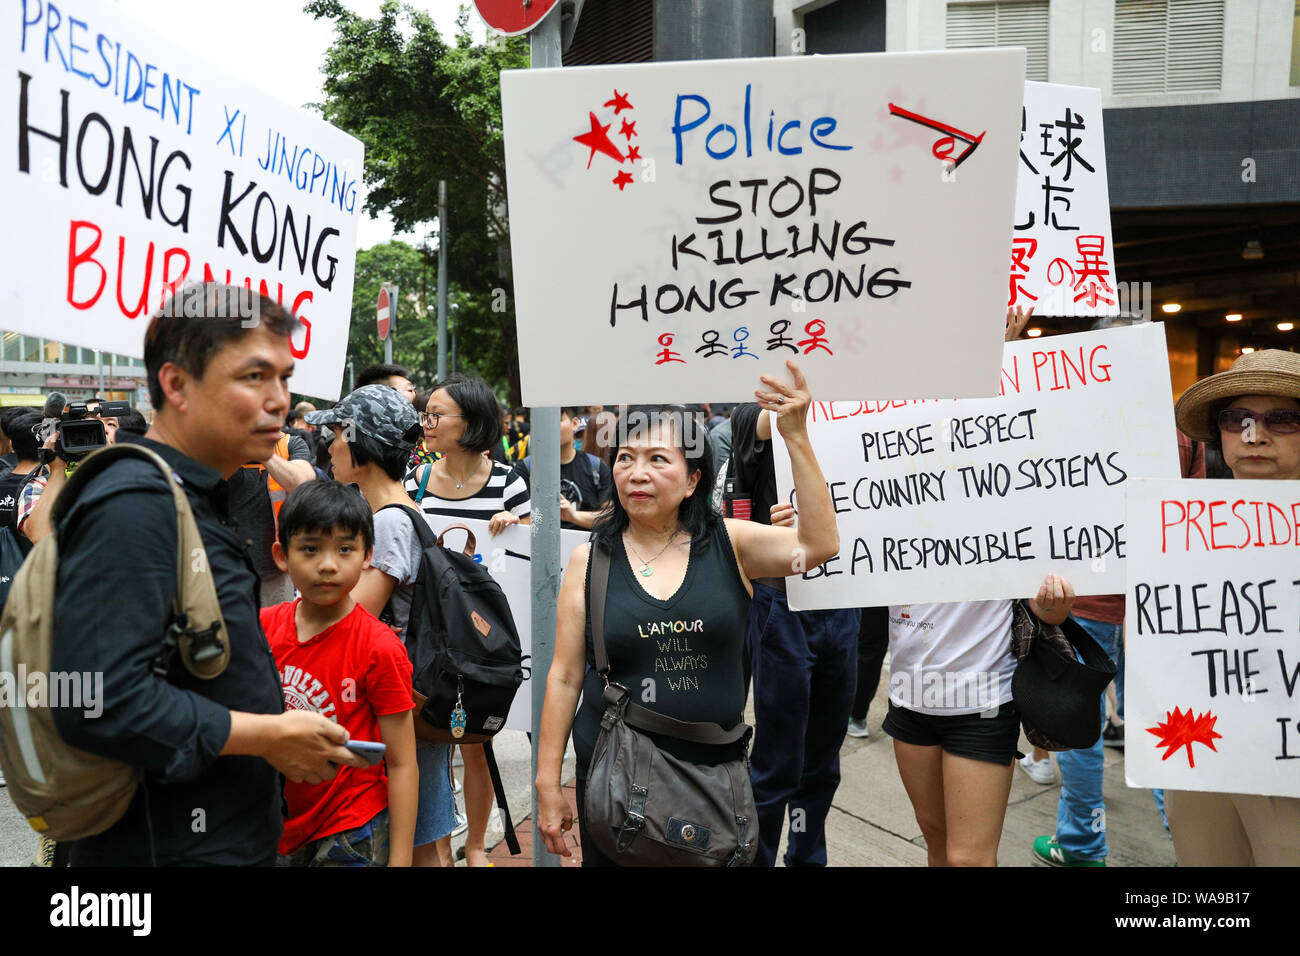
[277,809,390,867]
[882,700,1021,766]
[414,740,457,846]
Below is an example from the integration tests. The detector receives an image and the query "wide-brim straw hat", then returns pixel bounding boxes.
[1174,349,1300,442]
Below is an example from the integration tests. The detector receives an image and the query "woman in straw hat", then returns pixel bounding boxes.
[1171,348,1300,865]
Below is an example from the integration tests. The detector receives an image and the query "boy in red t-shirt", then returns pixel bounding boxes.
[263,481,417,866]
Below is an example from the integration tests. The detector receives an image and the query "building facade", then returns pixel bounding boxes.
[0,332,148,409]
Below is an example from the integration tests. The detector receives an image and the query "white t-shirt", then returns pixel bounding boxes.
[887,600,1016,715]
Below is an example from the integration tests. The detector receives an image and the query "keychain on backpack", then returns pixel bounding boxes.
[450,676,467,739]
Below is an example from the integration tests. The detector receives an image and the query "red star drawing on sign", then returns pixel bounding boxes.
[619,118,637,140]
[613,170,634,190]
[604,89,632,114]
[574,112,625,169]
[626,145,641,162]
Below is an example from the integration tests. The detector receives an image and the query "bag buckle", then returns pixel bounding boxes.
[615,785,648,853]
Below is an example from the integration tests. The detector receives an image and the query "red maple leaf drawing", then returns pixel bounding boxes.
[612,170,634,191]
[1146,706,1222,768]
[604,89,632,113]
[574,112,625,168]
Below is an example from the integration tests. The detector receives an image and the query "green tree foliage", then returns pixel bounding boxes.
[306,0,528,401]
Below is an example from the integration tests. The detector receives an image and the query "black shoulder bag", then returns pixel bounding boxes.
[582,541,757,866]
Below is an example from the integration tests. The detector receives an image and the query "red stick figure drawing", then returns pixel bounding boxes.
[655,332,684,365]
[797,319,833,356]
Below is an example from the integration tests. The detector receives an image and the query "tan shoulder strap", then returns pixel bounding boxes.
[54,444,229,680]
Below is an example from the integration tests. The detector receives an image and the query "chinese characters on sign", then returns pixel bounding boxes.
[1008,82,1117,319]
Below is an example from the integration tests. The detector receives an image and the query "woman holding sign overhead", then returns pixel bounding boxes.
[1168,349,1300,866]
[534,361,840,866]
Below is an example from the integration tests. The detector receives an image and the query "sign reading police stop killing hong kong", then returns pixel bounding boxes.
[3,0,364,400]
[501,49,1026,405]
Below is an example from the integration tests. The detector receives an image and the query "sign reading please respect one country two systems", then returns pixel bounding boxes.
[2,0,364,399]
[1125,479,1300,798]
[771,324,1181,608]
[501,49,1026,404]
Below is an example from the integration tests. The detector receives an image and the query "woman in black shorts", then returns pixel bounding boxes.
[884,577,1075,866]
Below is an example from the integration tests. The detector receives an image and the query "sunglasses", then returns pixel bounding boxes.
[1218,407,1300,435]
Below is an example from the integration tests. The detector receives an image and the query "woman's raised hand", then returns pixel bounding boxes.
[1005,304,1034,342]
[756,359,812,439]
[769,502,796,528]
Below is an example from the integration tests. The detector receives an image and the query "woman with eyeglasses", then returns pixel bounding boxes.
[402,373,530,867]
[1170,349,1300,866]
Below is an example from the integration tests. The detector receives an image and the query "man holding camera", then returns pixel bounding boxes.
[49,284,365,866]
[21,397,127,545]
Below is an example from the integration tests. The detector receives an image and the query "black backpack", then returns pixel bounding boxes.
[380,505,525,853]
[0,466,40,608]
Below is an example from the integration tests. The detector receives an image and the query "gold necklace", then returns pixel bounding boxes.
[625,530,682,577]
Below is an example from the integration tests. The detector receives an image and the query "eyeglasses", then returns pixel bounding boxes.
[1218,407,1300,435]
[420,412,464,428]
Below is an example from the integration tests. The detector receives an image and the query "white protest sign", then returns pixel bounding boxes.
[501,49,1025,405]
[1125,479,1300,798]
[772,324,1180,608]
[422,516,589,733]
[1009,82,1119,319]
[2,0,364,399]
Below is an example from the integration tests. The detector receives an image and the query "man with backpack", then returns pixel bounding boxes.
[509,407,612,530]
[42,283,366,866]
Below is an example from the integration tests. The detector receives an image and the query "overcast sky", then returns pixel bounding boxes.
[115,0,492,251]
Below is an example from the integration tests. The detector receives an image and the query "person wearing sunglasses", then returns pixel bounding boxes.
[1170,348,1300,865]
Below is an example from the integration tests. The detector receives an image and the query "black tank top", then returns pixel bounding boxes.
[572,519,751,778]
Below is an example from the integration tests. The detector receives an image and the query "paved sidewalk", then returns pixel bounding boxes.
[489,680,1176,867]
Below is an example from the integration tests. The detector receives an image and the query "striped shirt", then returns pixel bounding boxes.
[403,460,531,523]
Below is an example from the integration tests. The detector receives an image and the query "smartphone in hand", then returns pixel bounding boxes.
[344,740,387,766]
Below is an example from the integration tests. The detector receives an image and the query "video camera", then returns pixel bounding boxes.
[39,391,133,462]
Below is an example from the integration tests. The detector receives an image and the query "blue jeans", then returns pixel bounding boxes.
[1054,616,1170,859]
[1054,616,1120,860]
[747,583,859,867]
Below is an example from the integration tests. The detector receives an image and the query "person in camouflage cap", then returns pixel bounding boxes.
[306,385,423,453]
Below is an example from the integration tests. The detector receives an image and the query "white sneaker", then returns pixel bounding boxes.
[1018,753,1055,785]
[846,718,870,739]
[451,812,468,838]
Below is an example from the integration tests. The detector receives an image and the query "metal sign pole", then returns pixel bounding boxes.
[529,4,563,869]
[438,182,449,381]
